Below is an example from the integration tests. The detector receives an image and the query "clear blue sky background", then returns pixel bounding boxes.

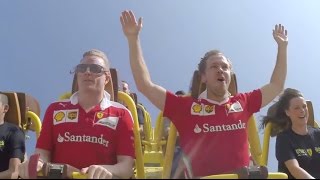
[1,0,320,173]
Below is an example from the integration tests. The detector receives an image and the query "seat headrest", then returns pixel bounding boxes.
[71,68,119,102]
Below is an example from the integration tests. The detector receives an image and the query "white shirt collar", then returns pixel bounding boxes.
[198,89,230,105]
[70,90,111,110]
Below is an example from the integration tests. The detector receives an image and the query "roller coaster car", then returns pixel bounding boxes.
[261,100,319,167]
[1,91,41,137]
[162,71,288,179]
[28,153,86,179]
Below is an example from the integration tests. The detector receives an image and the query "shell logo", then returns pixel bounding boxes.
[54,112,65,122]
[192,104,202,113]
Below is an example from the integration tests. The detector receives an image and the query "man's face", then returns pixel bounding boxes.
[0,101,9,121]
[122,82,130,94]
[76,55,110,92]
[201,54,231,96]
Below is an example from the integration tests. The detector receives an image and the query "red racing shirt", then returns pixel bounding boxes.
[163,89,262,177]
[36,91,135,169]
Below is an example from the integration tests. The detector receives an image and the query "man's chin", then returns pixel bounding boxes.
[79,86,96,92]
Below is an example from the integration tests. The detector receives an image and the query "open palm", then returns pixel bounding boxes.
[273,24,288,46]
[120,11,142,38]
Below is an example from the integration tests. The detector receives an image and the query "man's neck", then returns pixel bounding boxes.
[78,91,104,112]
[207,91,230,103]
[0,119,4,125]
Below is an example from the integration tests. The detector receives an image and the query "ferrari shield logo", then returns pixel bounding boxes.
[97,112,104,119]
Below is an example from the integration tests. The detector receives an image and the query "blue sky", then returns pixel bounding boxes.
[1,0,320,173]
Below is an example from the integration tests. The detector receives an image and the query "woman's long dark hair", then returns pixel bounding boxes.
[260,88,304,136]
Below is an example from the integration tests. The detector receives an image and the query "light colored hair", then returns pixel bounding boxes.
[82,49,110,70]
[198,49,233,74]
[0,93,8,105]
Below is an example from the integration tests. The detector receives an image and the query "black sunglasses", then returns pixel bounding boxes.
[75,64,107,74]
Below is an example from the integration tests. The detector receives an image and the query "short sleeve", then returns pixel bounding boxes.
[36,104,54,151]
[8,128,25,161]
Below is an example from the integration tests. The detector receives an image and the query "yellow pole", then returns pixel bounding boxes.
[261,122,272,166]
[247,115,262,165]
[118,91,145,179]
[162,122,177,179]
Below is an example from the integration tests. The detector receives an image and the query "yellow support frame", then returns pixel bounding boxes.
[118,91,145,179]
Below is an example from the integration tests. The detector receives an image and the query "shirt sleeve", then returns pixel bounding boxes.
[163,91,189,130]
[8,128,25,162]
[116,109,135,158]
[36,104,54,151]
[276,133,296,162]
[242,89,262,114]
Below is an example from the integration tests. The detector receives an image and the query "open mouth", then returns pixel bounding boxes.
[298,115,307,119]
[217,78,225,82]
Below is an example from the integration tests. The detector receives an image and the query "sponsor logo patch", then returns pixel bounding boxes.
[307,148,313,157]
[96,112,104,119]
[94,117,119,130]
[54,109,79,125]
[54,111,66,125]
[192,103,202,114]
[193,120,246,134]
[57,132,109,147]
[191,103,215,116]
[0,140,4,148]
[194,124,202,133]
[66,110,79,123]
[227,101,243,113]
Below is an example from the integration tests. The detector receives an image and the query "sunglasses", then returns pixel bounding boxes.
[75,64,107,74]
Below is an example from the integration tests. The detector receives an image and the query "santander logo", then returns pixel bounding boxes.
[57,132,109,147]
[194,120,246,134]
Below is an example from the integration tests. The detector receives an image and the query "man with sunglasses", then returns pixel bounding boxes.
[18,49,135,179]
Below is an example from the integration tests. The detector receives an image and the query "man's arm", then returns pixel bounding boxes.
[0,158,21,179]
[120,10,167,111]
[285,159,315,179]
[260,24,288,108]
[81,155,134,179]
[18,148,51,179]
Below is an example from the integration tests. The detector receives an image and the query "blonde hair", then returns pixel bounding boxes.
[198,50,233,74]
[82,49,110,69]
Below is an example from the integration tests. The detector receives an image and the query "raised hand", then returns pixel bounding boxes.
[120,10,143,38]
[273,24,288,46]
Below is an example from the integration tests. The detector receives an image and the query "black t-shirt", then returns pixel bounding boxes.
[0,122,25,172]
[276,127,320,179]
